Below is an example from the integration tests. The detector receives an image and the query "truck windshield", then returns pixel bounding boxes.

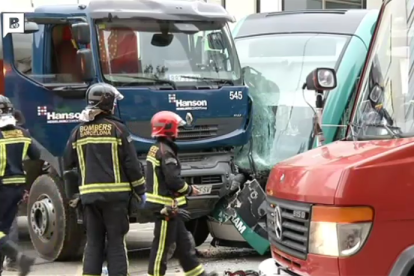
[234,33,349,170]
[95,19,242,87]
[352,0,411,139]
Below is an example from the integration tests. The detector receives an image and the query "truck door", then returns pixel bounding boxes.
[1,12,90,157]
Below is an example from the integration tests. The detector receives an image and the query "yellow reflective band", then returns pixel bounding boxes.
[131,177,145,187]
[3,177,26,184]
[0,231,5,240]
[22,141,30,159]
[72,137,122,148]
[185,264,204,276]
[177,182,189,194]
[79,182,131,195]
[146,156,160,166]
[76,145,86,186]
[112,143,121,183]
[146,193,187,207]
[0,137,31,145]
[154,220,168,276]
[0,143,6,177]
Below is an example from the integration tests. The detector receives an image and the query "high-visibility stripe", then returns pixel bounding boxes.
[154,220,168,276]
[147,156,160,195]
[76,145,86,186]
[146,156,160,166]
[3,177,26,184]
[79,182,131,195]
[131,177,145,187]
[0,231,5,240]
[177,182,189,194]
[112,143,121,183]
[72,137,122,148]
[0,137,31,144]
[22,141,30,159]
[0,143,6,177]
[184,264,204,276]
[146,193,187,207]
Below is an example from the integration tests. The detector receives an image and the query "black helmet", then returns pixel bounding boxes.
[85,83,119,112]
[0,95,16,128]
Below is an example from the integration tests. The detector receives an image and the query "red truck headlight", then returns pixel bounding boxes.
[308,206,373,257]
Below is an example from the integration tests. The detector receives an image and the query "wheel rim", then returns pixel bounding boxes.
[30,195,56,241]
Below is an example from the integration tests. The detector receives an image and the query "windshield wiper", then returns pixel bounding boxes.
[118,76,177,89]
[179,75,234,85]
[357,123,402,138]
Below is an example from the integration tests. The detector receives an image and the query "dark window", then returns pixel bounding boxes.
[283,0,322,10]
[256,0,261,13]
[282,0,366,10]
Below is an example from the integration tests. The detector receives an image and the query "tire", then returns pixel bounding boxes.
[185,217,210,247]
[27,174,85,261]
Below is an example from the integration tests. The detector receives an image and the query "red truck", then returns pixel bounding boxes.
[261,0,414,275]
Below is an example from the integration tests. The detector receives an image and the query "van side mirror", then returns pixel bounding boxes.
[71,22,90,45]
[24,22,39,34]
[207,32,224,50]
[304,68,337,91]
[77,49,94,82]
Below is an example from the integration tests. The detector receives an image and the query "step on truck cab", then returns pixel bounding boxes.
[261,0,414,275]
[0,0,252,261]
[206,9,378,255]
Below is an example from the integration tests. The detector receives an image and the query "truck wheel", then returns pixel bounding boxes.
[27,174,85,261]
[185,217,210,247]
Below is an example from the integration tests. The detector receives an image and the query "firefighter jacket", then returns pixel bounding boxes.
[145,138,192,210]
[0,125,40,185]
[63,114,146,205]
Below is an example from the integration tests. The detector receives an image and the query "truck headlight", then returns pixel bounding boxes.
[308,206,373,257]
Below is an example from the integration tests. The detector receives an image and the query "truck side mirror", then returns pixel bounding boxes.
[71,22,90,45]
[207,32,224,50]
[24,22,39,34]
[305,68,337,91]
[77,49,94,82]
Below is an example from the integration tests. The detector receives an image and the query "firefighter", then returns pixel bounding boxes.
[63,83,146,276]
[146,110,217,276]
[0,96,40,276]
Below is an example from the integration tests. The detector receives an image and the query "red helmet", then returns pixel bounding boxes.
[151,111,186,138]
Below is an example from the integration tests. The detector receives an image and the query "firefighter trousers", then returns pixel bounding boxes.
[0,185,24,271]
[148,216,204,276]
[83,201,129,276]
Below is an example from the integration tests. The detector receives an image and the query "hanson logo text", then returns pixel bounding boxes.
[168,94,208,111]
[37,106,80,124]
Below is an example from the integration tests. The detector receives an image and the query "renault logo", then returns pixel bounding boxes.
[274,205,282,240]
[185,112,193,126]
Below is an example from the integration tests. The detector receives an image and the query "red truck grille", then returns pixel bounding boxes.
[266,196,311,260]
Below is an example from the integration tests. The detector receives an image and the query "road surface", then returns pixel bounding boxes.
[2,217,279,276]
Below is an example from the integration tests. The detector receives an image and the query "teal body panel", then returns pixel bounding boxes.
[322,10,378,144]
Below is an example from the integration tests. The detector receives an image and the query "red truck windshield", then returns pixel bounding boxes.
[352,0,413,138]
[95,19,242,86]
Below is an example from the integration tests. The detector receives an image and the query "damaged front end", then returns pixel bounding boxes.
[208,179,269,255]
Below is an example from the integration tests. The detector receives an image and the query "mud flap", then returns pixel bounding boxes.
[210,179,269,255]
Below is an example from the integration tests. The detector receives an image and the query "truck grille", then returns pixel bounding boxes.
[183,175,222,185]
[266,196,311,260]
[176,125,218,141]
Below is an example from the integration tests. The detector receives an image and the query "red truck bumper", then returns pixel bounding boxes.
[271,246,339,276]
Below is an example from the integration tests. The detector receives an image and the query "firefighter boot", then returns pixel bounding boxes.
[1,240,34,276]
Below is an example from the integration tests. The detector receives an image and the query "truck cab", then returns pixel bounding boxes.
[262,0,414,275]
[0,0,251,261]
[205,9,378,255]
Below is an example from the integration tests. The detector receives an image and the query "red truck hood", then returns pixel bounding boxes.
[266,138,414,204]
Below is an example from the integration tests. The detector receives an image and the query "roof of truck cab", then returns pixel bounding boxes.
[233,9,379,39]
[35,0,234,22]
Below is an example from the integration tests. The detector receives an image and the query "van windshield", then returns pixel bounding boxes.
[95,19,242,87]
[352,0,414,139]
[234,33,349,170]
